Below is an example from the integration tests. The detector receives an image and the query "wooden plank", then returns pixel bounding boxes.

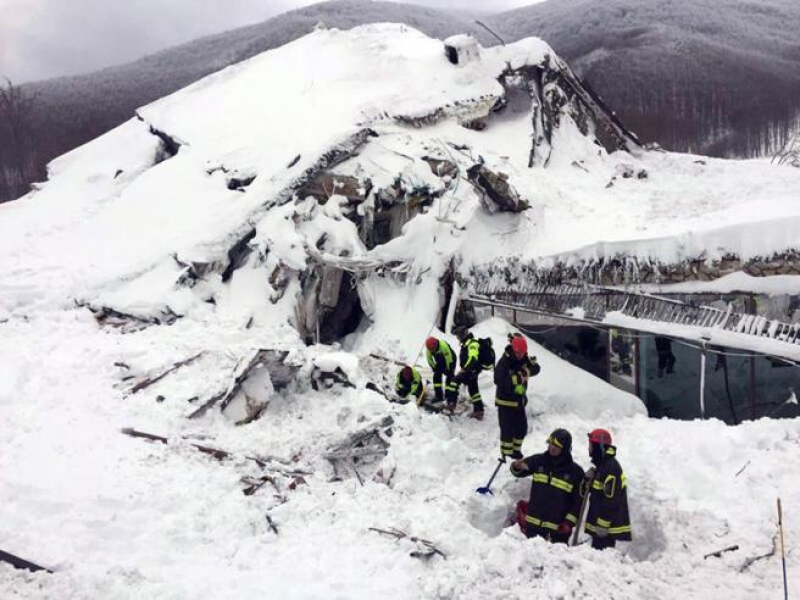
[0,549,52,573]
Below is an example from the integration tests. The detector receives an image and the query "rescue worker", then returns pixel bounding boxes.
[394,366,424,405]
[510,429,585,543]
[425,337,458,408]
[584,428,632,550]
[494,333,540,459]
[453,329,486,420]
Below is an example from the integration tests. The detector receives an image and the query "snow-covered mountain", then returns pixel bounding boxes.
[1,25,799,599]
[487,0,800,158]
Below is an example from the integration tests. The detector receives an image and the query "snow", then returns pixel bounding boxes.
[0,312,797,599]
[0,23,799,600]
[137,24,524,182]
[312,351,361,381]
[5,24,799,317]
[473,318,646,419]
[622,272,800,296]
[604,312,800,363]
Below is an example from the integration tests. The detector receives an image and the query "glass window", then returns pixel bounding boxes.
[638,336,702,419]
[472,305,494,323]
[609,329,637,395]
[704,348,751,424]
[522,325,609,381]
[753,355,800,419]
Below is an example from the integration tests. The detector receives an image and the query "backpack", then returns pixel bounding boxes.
[478,337,495,370]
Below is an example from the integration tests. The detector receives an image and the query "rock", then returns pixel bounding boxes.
[466,164,529,213]
[422,157,458,179]
[616,163,635,178]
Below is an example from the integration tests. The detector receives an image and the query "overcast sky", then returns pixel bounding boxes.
[0,0,540,84]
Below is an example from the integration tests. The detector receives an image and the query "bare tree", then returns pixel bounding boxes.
[0,77,38,201]
[772,134,800,168]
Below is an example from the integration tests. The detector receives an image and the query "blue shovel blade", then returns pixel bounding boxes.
[475,486,494,495]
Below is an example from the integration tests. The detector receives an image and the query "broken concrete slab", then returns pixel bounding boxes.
[296,173,372,206]
[188,349,300,423]
[325,415,394,484]
[422,157,459,179]
[466,164,529,213]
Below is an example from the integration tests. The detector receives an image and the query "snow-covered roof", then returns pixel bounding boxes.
[0,24,797,319]
[137,24,549,180]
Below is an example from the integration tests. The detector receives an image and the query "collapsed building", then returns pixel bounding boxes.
[8,25,799,426]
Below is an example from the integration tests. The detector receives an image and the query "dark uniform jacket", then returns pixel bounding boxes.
[585,446,632,541]
[426,340,456,375]
[511,451,584,536]
[394,368,423,403]
[494,346,540,408]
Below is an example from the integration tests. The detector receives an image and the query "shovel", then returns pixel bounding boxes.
[476,457,506,495]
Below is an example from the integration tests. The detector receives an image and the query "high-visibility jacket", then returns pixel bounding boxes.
[511,452,585,535]
[459,335,481,373]
[494,346,540,409]
[394,368,423,403]
[426,340,456,375]
[585,446,632,541]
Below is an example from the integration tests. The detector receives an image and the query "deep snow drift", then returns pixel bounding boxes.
[1,315,797,599]
[1,24,799,600]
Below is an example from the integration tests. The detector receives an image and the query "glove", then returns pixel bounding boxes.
[510,460,526,473]
[557,521,573,535]
[594,526,608,538]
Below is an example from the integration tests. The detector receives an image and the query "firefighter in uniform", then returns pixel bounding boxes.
[494,334,540,459]
[425,337,458,408]
[394,366,425,405]
[453,330,486,420]
[584,428,632,550]
[510,429,585,543]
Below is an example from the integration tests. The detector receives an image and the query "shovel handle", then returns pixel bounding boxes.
[476,458,506,495]
[571,475,595,546]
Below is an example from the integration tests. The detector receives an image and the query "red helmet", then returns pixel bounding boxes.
[425,337,438,352]
[401,366,413,381]
[511,335,527,357]
[588,428,612,446]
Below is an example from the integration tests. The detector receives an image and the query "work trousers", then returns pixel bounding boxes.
[432,370,457,405]
[498,404,527,458]
[453,370,483,408]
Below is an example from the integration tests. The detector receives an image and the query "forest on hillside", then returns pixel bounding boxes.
[486,0,800,158]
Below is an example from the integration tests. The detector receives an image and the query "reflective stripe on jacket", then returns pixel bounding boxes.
[585,446,632,540]
[511,452,585,535]
[395,368,423,402]
[494,346,540,409]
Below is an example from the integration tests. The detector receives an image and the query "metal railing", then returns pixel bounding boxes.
[466,280,800,349]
